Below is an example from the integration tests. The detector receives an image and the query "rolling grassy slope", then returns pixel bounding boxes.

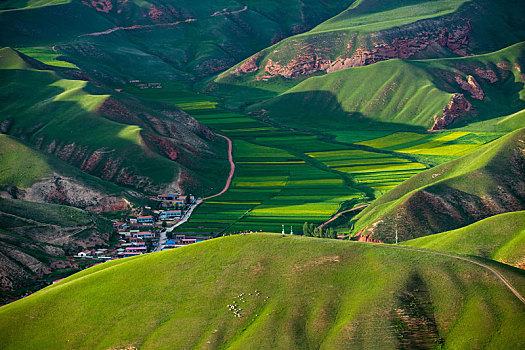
[0,234,524,349]
[0,47,229,196]
[404,211,525,269]
[352,127,525,242]
[248,42,525,132]
[0,197,112,303]
[215,0,525,88]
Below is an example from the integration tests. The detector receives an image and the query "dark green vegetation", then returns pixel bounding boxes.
[0,0,350,84]
[405,211,525,269]
[0,197,112,303]
[0,234,524,349]
[215,0,525,90]
[0,47,229,196]
[353,128,525,242]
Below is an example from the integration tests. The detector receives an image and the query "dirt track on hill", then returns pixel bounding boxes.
[386,245,525,306]
[317,204,369,229]
[204,134,235,201]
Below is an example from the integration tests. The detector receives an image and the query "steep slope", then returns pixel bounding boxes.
[0,234,524,349]
[404,211,525,268]
[0,197,112,302]
[352,128,525,242]
[0,0,351,84]
[0,134,139,213]
[0,47,229,196]
[247,42,525,131]
[216,0,525,85]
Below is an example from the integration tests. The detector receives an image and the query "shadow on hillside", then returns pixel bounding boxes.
[246,90,430,134]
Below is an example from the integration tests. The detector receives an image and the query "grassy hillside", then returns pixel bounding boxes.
[0,234,524,349]
[0,47,228,196]
[215,0,525,88]
[247,42,525,132]
[404,211,525,269]
[0,0,351,84]
[352,128,525,242]
[0,197,112,303]
[0,133,146,212]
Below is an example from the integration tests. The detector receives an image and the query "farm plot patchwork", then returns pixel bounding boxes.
[354,131,503,164]
[129,87,495,234]
[306,149,427,193]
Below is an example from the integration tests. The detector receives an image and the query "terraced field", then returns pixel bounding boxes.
[355,131,504,164]
[306,149,426,194]
[125,84,504,235]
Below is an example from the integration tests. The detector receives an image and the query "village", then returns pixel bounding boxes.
[73,193,212,261]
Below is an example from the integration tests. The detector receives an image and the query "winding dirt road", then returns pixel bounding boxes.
[385,244,525,306]
[204,134,235,201]
[317,204,369,229]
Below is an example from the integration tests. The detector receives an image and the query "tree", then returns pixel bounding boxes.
[314,227,322,238]
[303,222,312,237]
[328,227,337,239]
[161,220,167,228]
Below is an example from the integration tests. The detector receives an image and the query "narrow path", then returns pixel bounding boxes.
[385,244,525,306]
[317,204,369,229]
[204,134,235,200]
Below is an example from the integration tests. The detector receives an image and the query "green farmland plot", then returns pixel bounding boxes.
[353,131,504,165]
[126,86,498,234]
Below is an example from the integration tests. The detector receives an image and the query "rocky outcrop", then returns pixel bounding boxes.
[19,173,130,213]
[353,233,382,244]
[431,93,472,130]
[239,20,472,80]
[455,75,484,100]
[474,67,498,83]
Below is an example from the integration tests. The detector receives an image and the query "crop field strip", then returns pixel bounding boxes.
[130,90,364,234]
[355,131,504,162]
[125,86,499,234]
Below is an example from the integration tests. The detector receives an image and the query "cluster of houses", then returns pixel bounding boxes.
[129,79,162,89]
[73,193,202,261]
[152,194,196,222]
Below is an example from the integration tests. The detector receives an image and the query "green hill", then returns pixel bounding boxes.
[215,0,525,86]
[245,42,525,132]
[0,133,145,213]
[0,234,524,349]
[0,197,112,303]
[351,128,525,242]
[0,47,229,196]
[0,0,350,84]
[404,211,525,269]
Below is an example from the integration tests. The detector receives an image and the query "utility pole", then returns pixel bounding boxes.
[395,228,398,245]
[290,226,293,235]
[282,224,285,235]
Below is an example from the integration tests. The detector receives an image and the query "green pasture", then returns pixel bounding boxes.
[1,234,524,349]
[16,47,77,68]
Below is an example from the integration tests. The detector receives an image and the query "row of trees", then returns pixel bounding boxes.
[303,222,337,239]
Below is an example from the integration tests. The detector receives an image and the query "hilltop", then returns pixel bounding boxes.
[404,211,525,268]
[215,0,525,85]
[351,128,525,242]
[0,234,524,349]
[0,47,229,197]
